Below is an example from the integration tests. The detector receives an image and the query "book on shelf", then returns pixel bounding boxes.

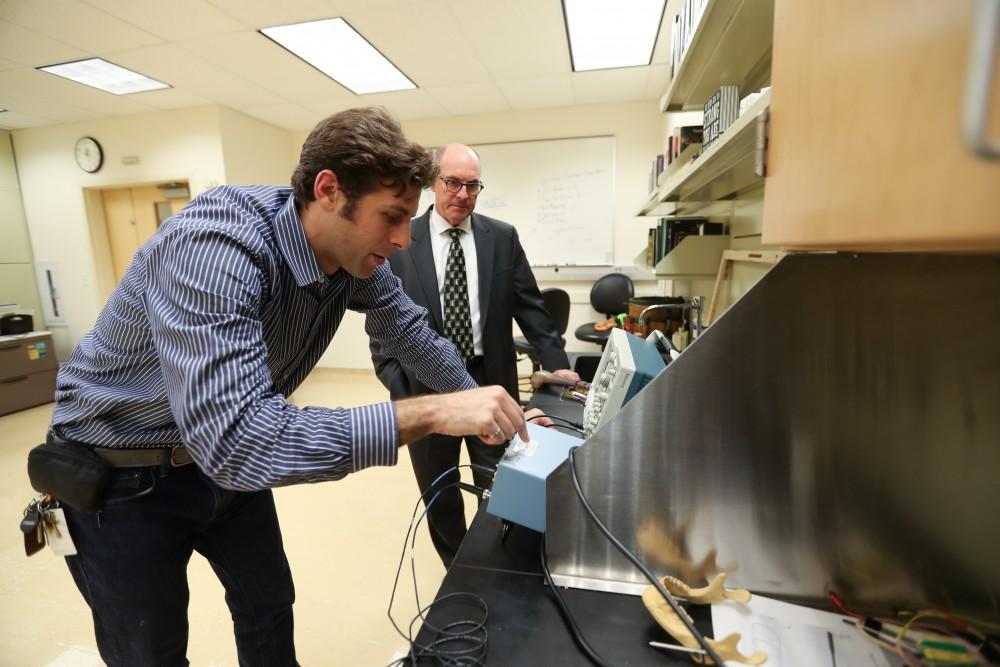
[660,143,701,185]
[650,217,726,266]
[668,125,703,163]
[703,85,740,150]
[669,219,725,253]
[670,0,709,83]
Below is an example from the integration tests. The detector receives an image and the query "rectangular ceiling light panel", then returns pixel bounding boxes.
[564,0,666,71]
[38,58,169,95]
[261,18,415,94]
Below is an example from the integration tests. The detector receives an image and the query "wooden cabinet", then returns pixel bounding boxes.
[0,332,57,416]
[762,0,1000,250]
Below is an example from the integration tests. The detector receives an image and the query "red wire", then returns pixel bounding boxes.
[829,591,865,619]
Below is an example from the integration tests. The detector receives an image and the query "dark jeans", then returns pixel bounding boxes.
[62,463,297,666]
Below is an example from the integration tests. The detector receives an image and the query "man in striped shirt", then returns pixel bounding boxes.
[48,107,527,665]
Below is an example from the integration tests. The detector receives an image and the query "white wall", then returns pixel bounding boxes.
[313,100,665,369]
[13,105,293,359]
[219,107,297,187]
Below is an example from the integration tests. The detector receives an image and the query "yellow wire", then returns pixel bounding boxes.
[898,609,1000,634]
[896,611,956,665]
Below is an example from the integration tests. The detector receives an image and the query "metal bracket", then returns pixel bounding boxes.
[754,107,770,176]
[963,0,1000,159]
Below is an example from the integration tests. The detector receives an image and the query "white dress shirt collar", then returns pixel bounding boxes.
[430,207,472,236]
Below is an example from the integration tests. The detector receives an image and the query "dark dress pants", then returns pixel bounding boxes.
[408,356,506,567]
[62,462,297,666]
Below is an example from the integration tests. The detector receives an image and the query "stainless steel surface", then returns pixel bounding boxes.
[963,0,1000,159]
[545,253,1000,618]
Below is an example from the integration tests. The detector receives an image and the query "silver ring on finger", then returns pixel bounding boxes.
[493,427,503,439]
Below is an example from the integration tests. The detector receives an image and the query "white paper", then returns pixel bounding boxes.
[43,508,77,557]
[711,594,899,667]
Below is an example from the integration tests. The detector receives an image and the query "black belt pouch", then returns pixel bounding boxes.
[27,440,110,513]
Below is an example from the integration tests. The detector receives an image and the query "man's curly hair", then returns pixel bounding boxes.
[291,106,436,209]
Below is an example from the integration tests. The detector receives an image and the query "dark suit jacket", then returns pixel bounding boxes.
[371,207,569,402]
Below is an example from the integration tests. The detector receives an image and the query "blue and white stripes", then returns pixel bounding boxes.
[52,185,476,491]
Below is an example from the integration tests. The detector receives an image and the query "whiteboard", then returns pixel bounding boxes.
[418,136,616,266]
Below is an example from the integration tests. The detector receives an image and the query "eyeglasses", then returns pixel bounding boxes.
[439,177,485,196]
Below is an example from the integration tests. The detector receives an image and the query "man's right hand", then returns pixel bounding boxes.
[396,386,527,446]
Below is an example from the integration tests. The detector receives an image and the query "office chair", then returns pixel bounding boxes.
[514,288,571,374]
[573,272,634,349]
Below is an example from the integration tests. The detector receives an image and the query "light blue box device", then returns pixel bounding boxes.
[486,422,583,533]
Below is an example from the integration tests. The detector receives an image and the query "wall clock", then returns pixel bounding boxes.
[74,136,103,173]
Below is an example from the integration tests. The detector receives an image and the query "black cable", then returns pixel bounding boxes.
[526,412,585,434]
[386,467,494,666]
[408,486,489,666]
[539,535,615,667]
[567,446,725,665]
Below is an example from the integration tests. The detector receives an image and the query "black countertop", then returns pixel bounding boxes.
[410,386,712,665]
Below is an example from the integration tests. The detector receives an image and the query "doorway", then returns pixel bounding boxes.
[100,182,190,283]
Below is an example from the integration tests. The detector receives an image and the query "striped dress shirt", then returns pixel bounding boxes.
[51,185,476,491]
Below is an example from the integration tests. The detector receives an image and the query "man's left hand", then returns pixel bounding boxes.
[552,368,580,383]
[524,407,553,428]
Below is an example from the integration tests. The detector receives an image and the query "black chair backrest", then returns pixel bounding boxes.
[540,288,571,336]
[590,273,634,318]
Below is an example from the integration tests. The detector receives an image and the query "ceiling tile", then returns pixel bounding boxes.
[445,0,571,78]
[111,44,282,108]
[496,75,574,110]
[426,81,510,117]
[1,0,162,53]
[0,87,103,122]
[572,67,650,106]
[0,3,675,131]
[179,31,350,102]
[0,19,88,67]
[204,0,337,30]
[331,0,426,12]
[81,0,245,41]
[346,2,491,88]
[0,109,61,129]
[136,87,211,110]
[333,88,448,121]
[241,103,322,130]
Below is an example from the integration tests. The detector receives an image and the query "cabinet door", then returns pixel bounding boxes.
[762,0,1000,250]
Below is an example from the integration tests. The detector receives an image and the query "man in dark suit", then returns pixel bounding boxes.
[371,143,578,566]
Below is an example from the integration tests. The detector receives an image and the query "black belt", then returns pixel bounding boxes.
[48,431,193,468]
[93,446,193,468]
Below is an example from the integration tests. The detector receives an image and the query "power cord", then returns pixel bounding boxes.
[566,446,725,665]
[526,412,585,435]
[386,465,496,667]
[539,535,615,667]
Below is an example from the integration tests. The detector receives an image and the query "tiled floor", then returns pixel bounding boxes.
[0,369,473,666]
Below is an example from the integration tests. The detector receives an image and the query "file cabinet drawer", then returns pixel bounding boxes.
[0,334,57,380]
[0,367,57,416]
